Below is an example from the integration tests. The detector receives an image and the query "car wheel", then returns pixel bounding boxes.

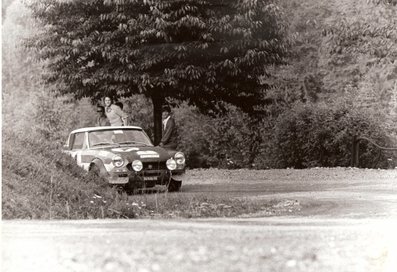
[89,164,107,186]
[89,164,100,176]
[125,178,138,195]
[168,178,182,192]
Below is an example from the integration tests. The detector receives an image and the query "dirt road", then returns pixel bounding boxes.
[2,168,397,272]
[182,168,397,219]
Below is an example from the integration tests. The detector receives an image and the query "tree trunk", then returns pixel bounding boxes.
[152,94,164,145]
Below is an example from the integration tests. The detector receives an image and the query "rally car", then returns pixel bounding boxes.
[63,126,185,192]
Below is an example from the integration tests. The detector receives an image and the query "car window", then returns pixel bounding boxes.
[64,135,71,150]
[89,131,115,146]
[88,129,153,147]
[72,132,85,150]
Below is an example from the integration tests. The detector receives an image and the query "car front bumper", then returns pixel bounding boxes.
[106,167,185,186]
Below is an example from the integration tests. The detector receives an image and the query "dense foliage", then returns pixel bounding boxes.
[321,0,397,135]
[5,0,395,170]
[121,96,396,169]
[271,102,393,168]
[26,0,289,142]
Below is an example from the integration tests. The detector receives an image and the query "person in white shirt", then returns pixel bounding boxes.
[159,105,178,149]
[103,97,128,126]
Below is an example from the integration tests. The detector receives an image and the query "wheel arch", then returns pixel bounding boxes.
[89,158,108,177]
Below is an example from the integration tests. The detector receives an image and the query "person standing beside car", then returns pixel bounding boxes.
[104,96,128,126]
[159,105,178,150]
[96,105,110,126]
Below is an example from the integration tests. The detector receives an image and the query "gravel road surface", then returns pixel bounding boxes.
[2,168,397,272]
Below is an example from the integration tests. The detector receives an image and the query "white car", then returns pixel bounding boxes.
[63,126,186,192]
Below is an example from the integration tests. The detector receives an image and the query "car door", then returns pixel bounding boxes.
[70,132,87,169]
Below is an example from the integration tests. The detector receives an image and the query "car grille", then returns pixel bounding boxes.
[141,161,168,182]
[127,161,169,182]
[126,161,170,185]
[142,161,167,171]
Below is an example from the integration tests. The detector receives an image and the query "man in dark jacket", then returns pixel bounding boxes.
[159,105,178,149]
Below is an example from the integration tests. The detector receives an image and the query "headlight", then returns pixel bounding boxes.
[112,155,124,168]
[132,160,143,172]
[174,152,185,165]
[166,158,177,170]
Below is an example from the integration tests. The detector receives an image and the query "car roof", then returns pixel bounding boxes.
[70,126,143,134]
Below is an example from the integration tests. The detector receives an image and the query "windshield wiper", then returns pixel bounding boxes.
[91,142,117,147]
[118,141,148,146]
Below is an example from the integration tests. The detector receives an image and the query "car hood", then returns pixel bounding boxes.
[94,145,172,162]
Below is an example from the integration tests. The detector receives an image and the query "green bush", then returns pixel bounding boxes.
[33,93,97,142]
[271,102,395,168]
[174,102,256,168]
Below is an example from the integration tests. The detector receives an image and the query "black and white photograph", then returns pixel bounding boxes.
[2,0,397,271]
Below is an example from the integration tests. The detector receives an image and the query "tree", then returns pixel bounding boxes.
[27,0,289,144]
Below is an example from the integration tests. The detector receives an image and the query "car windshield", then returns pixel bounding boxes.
[88,129,153,147]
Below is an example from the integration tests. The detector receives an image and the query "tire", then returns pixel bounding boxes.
[89,164,107,187]
[168,178,182,192]
[125,177,138,194]
[89,164,100,176]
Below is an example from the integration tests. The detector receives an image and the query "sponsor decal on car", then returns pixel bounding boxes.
[99,151,109,157]
[137,150,160,158]
[111,147,140,152]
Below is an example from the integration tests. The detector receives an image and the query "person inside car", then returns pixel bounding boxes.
[159,105,178,150]
[104,97,128,126]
